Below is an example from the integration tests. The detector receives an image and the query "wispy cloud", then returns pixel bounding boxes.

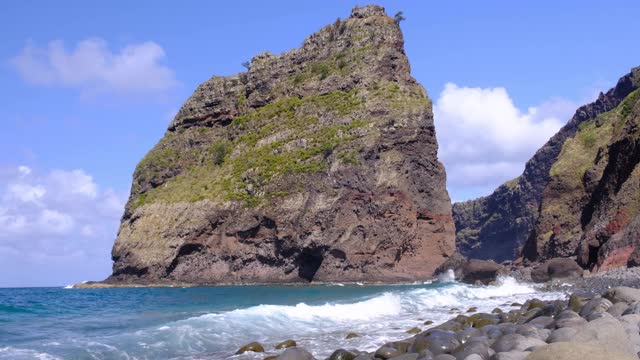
[435,83,577,201]
[9,38,178,96]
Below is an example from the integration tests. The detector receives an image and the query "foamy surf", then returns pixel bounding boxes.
[112,277,561,359]
[0,347,62,360]
[1,278,565,359]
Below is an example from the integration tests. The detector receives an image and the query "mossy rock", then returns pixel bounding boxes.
[453,315,470,325]
[236,341,265,354]
[423,320,434,326]
[473,318,497,328]
[406,327,421,334]
[469,313,498,328]
[345,332,360,339]
[328,349,356,360]
[499,311,522,324]
[511,302,523,307]
[569,292,594,312]
[492,308,503,314]
[264,356,278,360]
[527,299,546,310]
[467,306,478,313]
[517,308,543,324]
[436,320,464,331]
[275,339,297,349]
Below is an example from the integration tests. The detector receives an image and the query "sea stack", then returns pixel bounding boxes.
[106,5,455,285]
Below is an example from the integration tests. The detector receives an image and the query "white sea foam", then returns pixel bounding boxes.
[437,268,456,283]
[0,347,62,360]
[108,277,563,359]
[10,277,567,359]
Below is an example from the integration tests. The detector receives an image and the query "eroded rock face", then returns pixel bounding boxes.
[106,5,455,285]
[453,67,640,267]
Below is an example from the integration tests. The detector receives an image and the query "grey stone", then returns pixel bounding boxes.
[546,327,577,343]
[433,355,456,360]
[452,340,490,359]
[622,302,640,315]
[554,316,586,328]
[491,334,546,353]
[353,356,372,360]
[416,349,435,360]
[278,347,316,360]
[462,355,483,360]
[389,354,418,360]
[525,316,555,329]
[526,342,637,360]
[488,351,529,360]
[607,302,630,317]
[457,328,482,344]
[604,287,640,304]
[375,347,402,360]
[354,356,372,360]
[587,310,615,321]
[571,315,637,355]
[411,330,460,355]
[579,297,613,318]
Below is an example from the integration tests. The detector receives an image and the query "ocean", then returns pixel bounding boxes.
[0,275,565,359]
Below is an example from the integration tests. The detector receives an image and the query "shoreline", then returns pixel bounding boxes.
[71,279,441,289]
[72,264,640,290]
[241,279,640,359]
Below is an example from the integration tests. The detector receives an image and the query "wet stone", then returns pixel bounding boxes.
[275,339,297,349]
[236,342,265,354]
[328,349,356,360]
[375,346,402,360]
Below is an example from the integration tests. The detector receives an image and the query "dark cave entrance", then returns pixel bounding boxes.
[296,247,326,282]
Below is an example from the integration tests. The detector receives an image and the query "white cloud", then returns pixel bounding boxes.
[0,165,125,260]
[10,38,178,95]
[434,83,576,201]
[49,169,97,198]
[38,209,75,235]
[7,183,46,203]
[18,165,32,176]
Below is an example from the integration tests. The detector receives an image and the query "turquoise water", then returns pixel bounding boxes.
[0,279,562,359]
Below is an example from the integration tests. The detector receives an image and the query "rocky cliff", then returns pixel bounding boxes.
[453,67,640,269]
[106,5,455,285]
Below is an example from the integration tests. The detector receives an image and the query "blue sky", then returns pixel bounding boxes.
[1,0,639,287]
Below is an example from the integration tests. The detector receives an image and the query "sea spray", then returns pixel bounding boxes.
[437,269,456,283]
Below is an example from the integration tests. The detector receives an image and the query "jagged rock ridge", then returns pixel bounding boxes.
[107,5,455,285]
[453,67,640,269]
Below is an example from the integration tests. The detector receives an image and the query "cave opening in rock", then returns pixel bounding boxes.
[297,247,325,282]
[588,244,600,268]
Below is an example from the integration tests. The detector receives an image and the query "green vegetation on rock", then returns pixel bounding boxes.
[132,89,372,208]
[550,112,614,184]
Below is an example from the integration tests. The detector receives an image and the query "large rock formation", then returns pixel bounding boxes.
[106,5,455,285]
[453,66,640,269]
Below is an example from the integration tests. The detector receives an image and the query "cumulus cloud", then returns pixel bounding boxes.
[0,166,125,286]
[9,38,178,94]
[434,83,577,201]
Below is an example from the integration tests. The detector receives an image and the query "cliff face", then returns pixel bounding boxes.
[107,5,455,285]
[453,67,640,266]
